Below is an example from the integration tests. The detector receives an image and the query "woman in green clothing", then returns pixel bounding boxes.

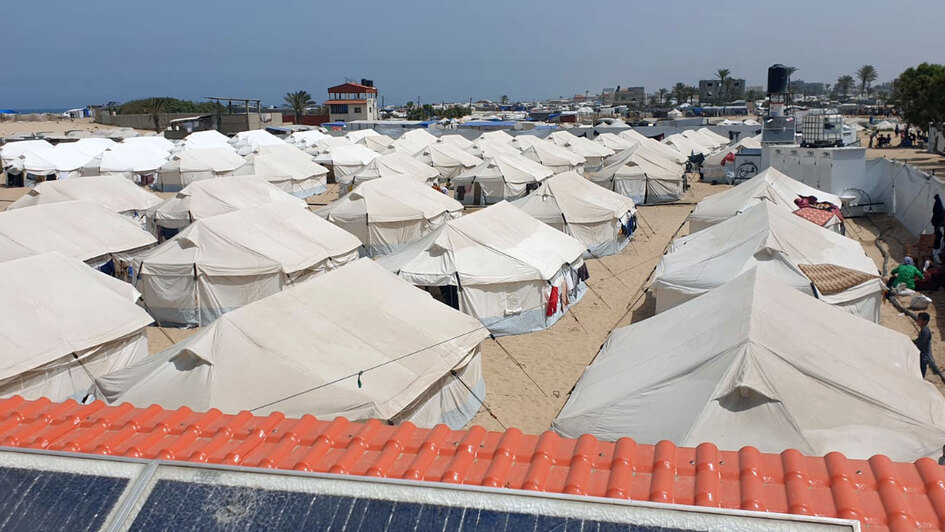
[889,256,924,290]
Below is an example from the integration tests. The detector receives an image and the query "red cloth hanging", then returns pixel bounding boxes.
[546,286,559,316]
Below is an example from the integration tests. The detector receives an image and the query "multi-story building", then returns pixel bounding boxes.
[612,86,646,108]
[699,78,746,103]
[325,80,379,122]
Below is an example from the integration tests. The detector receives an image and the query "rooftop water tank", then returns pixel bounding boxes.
[767,64,789,94]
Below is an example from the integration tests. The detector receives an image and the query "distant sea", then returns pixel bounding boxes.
[5,108,71,114]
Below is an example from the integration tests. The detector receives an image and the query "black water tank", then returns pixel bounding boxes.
[767,64,789,94]
[361,78,374,88]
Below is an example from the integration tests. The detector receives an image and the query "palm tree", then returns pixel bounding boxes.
[672,82,687,105]
[657,88,669,106]
[500,94,509,105]
[687,85,698,104]
[141,98,168,132]
[856,65,878,98]
[836,75,855,99]
[786,66,798,93]
[283,90,314,123]
[715,68,731,104]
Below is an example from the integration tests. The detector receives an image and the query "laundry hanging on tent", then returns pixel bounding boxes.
[546,285,559,316]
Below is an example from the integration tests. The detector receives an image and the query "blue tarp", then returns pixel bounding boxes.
[462,120,517,127]
[0,109,17,114]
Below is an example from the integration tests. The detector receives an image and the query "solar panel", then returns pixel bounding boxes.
[0,449,857,532]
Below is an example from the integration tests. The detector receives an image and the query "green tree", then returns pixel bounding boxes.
[687,85,698,104]
[119,97,222,115]
[857,65,878,98]
[500,94,509,105]
[836,75,855,99]
[283,90,314,123]
[715,68,731,104]
[672,82,687,106]
[656,88,668,106]
[892,63,945,132]
[141,98,168,132]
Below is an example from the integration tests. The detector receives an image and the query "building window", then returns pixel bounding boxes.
[329,104,349,114]
[354,107,362,113]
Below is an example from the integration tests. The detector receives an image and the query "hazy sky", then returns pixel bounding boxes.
[4,0,943,109]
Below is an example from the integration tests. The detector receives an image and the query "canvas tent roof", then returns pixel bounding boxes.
[359,133,395,152]
[418,142,482,170]
[654,201,882,317]
[345,151,440,185]
[18,145,96,173]
[873,120,896,131]
[479,130,515,144]
[392,128,438,156]
[618,130,690,164]
[318,175,462,224]
[315,143,378,167]
[183,130,233,151]
[553,269,945,461]
[704,134,762,167]
[122,135,175,152]
[95,258,489,422]
[140,203,362,278]
[454,152,554,186]
[663,133,711,157]
[594,147,683,182]
[8,175,161,214]
[549,132,615,159]
[689,168,841,232]
[437,134,474,149]
[287,129,328,147]
[1,140,53,167]
[515,136,586,168]
[99,144,169,174]
[174,147,247,174]
[232,129,286,152]
[378,201,585,286]
[149,175,306,228]
[595,133,636,152]
[345,129,380,142]
[0,201,156,264]
[0,252,152,385]
[467,138,522,159]
[512,171,635,226]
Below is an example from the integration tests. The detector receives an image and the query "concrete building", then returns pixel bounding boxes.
[325,80,379,123]
[699,78,746,103]
[613,87,646,108]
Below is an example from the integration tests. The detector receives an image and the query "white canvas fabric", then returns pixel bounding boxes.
[148,175,306,230]
[549,133,614,169]
[318,175,462,256]
[343,151,440,190]
[697,127,732,148]
[392,129,439,156]
[98,144,170,180]
[122,136,175,153]
[1,139,53,169]
[515,136,586,174]
[287,129,328,147]
[231,129,286,153]
[553,269,945,461]
[689,168,842,233]
[18,144,98,179]
[137,203,362,326]
[595,133,636,152]
[97,258,490,429]
[663,133,711,157]
[0,201,156,265]
[654,201,883,321]
[155,147,249,192]
[345,129,380,142]
[317,144,378,180]
[479,130,515,144]
[183,130,234,151]
[359,133,395,153]
[247,144,329,197]
[417,143,483,178]
[377,201,587,336]
[466,138,522,159]
[8,175,162,216]
[589,147,684,204]
[512,171,636,257]
[437,134,474,149]
[453,153,554,205]
[703,135,762,168]
[0,252,152,401]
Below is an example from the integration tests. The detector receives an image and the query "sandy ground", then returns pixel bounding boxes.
[0,117,149,137]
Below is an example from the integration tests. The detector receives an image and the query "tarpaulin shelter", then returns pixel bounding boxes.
[452,152,554,205]
[589,147,684,204]
[342,151,440,192]
[154,147,249,192]
[245,144,329,198]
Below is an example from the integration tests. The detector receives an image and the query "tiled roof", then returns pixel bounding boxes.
[1,395,944,532]
[327,82,378,93]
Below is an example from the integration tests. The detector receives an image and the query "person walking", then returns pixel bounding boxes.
[914,312,945,383]
[933,194,944,263]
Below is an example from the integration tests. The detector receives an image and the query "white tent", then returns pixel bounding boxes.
[342,151,440,191]
[136,203,362,326]
[683,128,728,150]
[287,129,328,147]
[310,143,378,181]
[594,133,636,152]
[689,168,843,233]
[417,142,483,179]
[619,130,689,164]
[98,144,170,181]
[17,144,97,180]
[69,138,117,159]
[466,138,522,159]
[0,252,152,401]
[667,109,684,119]
[0,201,156,267]
[479,130,515,144]
[183,130,234,151]
[512,171,636,257]
[553,269,945,461]
[663,133,711,157]
[345,129,380,142]
[358,133,395,153]
[377,201,587,336]
[154,147,249,192]
[589,147,684,204]
[318,175,462,256]
[437,134,474,149]
[122,135,176,153]
[697,127,732,147]
[514,136,586,174]
[8,176,161,219]
[654,201,883,321]
[452,152,554,206]
[873,120,896,131]
[1,139,53,170]
[392,128,439,156]
[702,134,762,181]
[549,132,614,170]
[246,144,329,198]
[148,175,305,231]
[231,129,286,154]
[96,258,490,429]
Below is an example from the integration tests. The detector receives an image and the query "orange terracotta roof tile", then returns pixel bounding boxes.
[1,395,944,531]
